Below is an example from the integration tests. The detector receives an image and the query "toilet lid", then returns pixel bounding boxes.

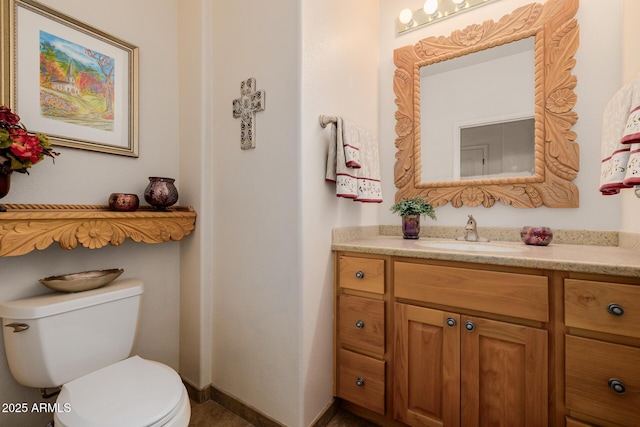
[55,356,183,427]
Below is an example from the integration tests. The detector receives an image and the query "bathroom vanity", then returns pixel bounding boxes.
[333,229,640,427]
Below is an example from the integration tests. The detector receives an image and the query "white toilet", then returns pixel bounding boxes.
[0,279,190,427]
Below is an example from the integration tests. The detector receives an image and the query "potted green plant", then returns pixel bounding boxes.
[390,195,436,239]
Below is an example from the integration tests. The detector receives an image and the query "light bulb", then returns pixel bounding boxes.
[423,0,439,16]
[399,8,413,25]
[452,0,465,5]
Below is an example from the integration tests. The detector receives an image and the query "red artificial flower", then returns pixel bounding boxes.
[0,105,58,174]
[0,106,21,127]
[9,128,44,163]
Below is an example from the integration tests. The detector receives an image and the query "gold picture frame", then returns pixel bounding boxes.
[1,0,139,156]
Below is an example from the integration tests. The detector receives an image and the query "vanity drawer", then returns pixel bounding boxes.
[565,279,640,339]
[566,335,640,426]
[339,294,385,355]
[339,256,385,294]
[337,348,385,415]
[394,262,548,322]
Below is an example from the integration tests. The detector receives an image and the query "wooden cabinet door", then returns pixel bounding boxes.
[393,303,460,427]
[460,316,548,427]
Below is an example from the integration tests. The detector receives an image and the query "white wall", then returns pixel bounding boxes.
[210,1,301,425]
[177,0,213,391]
[205,0,379,425]
[301,1,379,425]
[378,0,624,230]
[0,1,181,426]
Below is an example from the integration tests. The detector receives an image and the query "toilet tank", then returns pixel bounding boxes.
[0,279,143,388]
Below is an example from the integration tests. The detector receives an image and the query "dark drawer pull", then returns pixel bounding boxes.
[464,320,475,332]
[608,378,626,395]
[355,271,364,279]
[355,377,365,387]
[355,320,365,329]
[607,303,625,317]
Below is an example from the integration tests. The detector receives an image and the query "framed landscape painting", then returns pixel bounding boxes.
[1,0,139,156]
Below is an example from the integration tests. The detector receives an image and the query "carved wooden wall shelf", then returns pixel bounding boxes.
[0,204,197,257]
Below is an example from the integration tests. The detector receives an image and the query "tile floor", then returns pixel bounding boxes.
[189,400,380,427]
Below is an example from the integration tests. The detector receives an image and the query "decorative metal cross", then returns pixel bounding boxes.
[232,77,265,150]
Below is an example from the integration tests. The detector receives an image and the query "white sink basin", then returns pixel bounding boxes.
[416,240,525,253]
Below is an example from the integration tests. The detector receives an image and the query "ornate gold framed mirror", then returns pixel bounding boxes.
[393,0,579,208]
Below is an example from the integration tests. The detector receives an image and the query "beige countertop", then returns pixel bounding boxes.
[332,226,640,278]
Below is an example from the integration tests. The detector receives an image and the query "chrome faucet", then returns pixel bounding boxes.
[456,215,488,242]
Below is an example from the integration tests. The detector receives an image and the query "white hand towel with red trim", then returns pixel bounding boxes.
[600,75,640,195]
[325,117,383,203]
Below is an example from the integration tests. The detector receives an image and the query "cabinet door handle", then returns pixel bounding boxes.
[355,271,364,279]
[464,320,476,332]
[446,318,457,328]
[355,320,365,329]
[355,377,365,387]
[607,303,625,317]
[608,378,626,395]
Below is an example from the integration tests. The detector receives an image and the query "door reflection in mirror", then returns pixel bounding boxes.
[459,118,535,180]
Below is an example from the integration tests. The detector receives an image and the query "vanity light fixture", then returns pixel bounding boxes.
[396,0,497,36]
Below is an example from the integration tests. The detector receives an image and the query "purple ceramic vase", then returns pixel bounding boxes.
[144,177,178,210]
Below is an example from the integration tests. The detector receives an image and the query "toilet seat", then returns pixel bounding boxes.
[53,356,189,427]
